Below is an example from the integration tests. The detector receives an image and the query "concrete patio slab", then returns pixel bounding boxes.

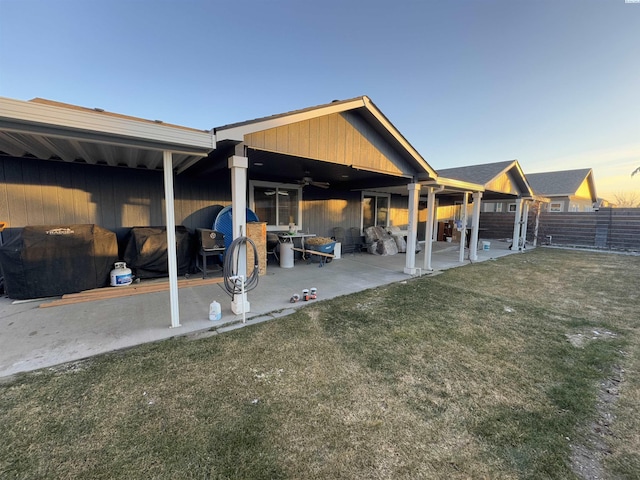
[0,239,523,378]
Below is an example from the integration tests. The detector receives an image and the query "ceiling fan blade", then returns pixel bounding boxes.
[311,181,330,189]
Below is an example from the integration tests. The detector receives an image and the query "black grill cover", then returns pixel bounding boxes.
[0,224,118,299]
[123,226,193,279]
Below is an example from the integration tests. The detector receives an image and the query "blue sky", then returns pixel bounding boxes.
[1,0,639,200]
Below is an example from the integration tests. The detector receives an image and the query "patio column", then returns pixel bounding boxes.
[163,150,181,329]
[459,192,469,263]
[404,182,421,275]
[469,191,483,261]
[229,155,250,314]
[432,197,440,242]
[532,201,541,247]
[520,200,531,249]
[423,187,436,271]
[510,198,524,250]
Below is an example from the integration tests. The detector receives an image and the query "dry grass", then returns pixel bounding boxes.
[1,248,638,479]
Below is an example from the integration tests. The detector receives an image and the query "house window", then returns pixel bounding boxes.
[549,202,562,212]
[495,203,503,213]
[508,203,517,212]
[250,181,301,231]
[362,192,390,230]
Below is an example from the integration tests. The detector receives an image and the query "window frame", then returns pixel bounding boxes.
[360,191,391,233]
[249,180,303,231]
[549,202,563,213]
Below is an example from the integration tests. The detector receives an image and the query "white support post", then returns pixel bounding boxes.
[469,191,483,261]
[459,192,469,263]
[533,201,541,247]
[163,150,181,329]
[404,182,421,275]
[511,198,524,250]
[520,201,531,250]
[432,197,439,243]
[229,155,250,314]
[423,187,436,271]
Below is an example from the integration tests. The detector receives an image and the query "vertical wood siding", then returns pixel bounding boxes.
[301,190,362,238]
[1,156,422,247]
[245,112,410,177]
[0,156,231,243]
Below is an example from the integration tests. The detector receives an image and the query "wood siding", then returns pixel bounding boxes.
[0,156,231,243]
[301,190,362,239]
[485,172,519,196]
[244,112,412,177]
[1,156,422,247]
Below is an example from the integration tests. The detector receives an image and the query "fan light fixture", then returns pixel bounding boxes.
[297,172,330,189]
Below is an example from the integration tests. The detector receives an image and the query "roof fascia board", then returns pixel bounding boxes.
[505,161,535,197]
[215,98,367,142]
[0,119,211,158]
[361,96,437,179]
[423,177,485,192]
[0,97,214,152]
[586,170,597,201]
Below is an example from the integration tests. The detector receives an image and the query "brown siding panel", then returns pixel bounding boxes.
[247,112,406,175]
[0,156,232,242]
[263,128,278,152]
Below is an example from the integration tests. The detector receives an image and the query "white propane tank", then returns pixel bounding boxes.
[110,262,133,287]
[209,301,222,321]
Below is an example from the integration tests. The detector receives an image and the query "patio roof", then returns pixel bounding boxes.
[0,96,216,328]
[0,97,214,173]
[207,96,437,190]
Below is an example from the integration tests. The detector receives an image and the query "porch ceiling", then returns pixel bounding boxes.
[246,148,413,190]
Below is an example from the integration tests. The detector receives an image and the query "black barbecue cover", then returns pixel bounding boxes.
[123,226,193,279]
[0,224,118,299]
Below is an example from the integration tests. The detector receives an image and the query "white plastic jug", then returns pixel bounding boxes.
[209,301,221,321]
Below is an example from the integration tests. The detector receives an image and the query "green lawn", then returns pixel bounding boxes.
[1,248,639,479]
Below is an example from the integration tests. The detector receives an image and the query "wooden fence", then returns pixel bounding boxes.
[479,208,640,252]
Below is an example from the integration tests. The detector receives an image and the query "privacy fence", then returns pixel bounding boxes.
[479,208,640,252]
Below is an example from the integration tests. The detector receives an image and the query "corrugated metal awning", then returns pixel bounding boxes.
[0,97,214,173]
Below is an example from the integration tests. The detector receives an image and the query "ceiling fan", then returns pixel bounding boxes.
[297,173,330,189]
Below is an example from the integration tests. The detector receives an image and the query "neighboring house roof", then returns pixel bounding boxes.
[214,95,437,181]
[438,160,516,185]
[436,160,534,199]
[596,197,613,208]
[527,168,597,201]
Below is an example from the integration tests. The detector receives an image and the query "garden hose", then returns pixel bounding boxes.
[222,236,259,299]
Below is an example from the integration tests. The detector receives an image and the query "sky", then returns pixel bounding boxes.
[1,0,639,201]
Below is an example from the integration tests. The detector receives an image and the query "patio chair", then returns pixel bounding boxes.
[349,227,364,253]
[333,227,355,254]
[266,232,280,263]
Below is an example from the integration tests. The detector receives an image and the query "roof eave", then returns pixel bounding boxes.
[0,96,215,154]
[423,177,485,192]
[360,96,437,180]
